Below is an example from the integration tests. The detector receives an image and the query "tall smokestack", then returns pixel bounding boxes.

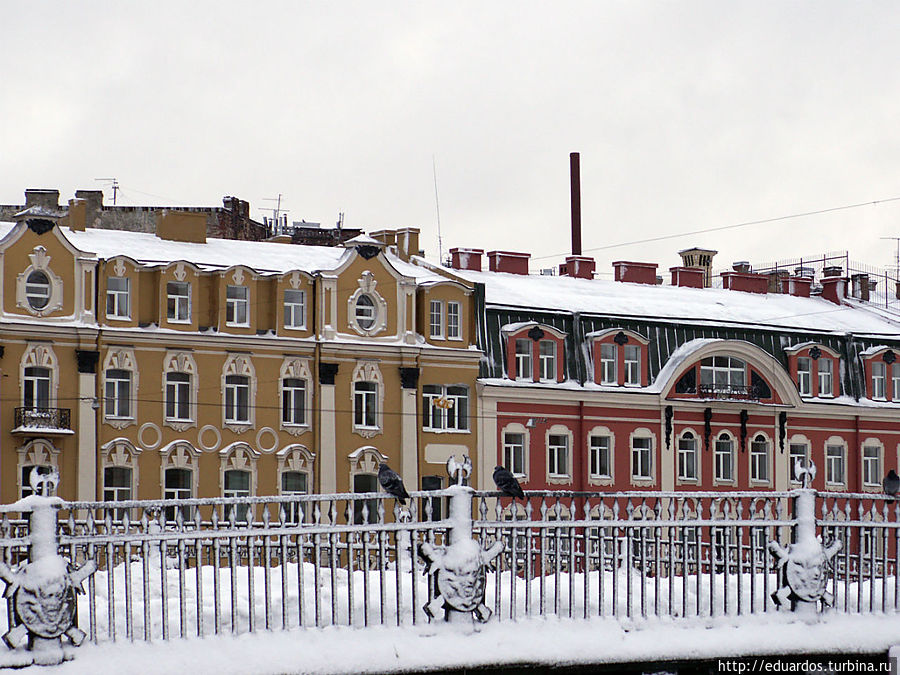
[569,152,582,255]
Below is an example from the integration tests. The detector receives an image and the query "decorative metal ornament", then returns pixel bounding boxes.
[703,408,713,451]
[26,219,54,236]
[664,406,673,450]
[779,411,788,452]
[355,245,380,260]
[809,346,822,360]
[613,331,629,346]
[527,326,545,342]
[739,410,749,452]
[883,350,897,365]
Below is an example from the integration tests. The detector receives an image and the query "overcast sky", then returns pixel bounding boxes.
[2,2,899,276]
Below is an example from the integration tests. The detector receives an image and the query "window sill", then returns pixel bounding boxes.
[547,474,571,485]
[225,323,251,328]
[447,336,463,342]
[630,476,654,483]
[165,418,194,423]
[422,428,471,434]
[282,325,307,331]
[106,315,132,322]
[676,477,700,485]
[225,420,252,426]
[166,319,192,325]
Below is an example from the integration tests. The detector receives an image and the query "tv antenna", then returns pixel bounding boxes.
[261,194,290,234]
[880,236,900,276]
[432,155,443,263]
[95,178,119,205]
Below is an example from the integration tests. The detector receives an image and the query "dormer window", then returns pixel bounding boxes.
[872,362,887,400]
[818,358,834,397]
[538,341,556,381]
[25,271,50,310]
[787,344,840,398]
[589,329,648,387]
[226,285,249,326]
[167,282,190,322]
[515,339,532,380]
[797,357,812,396]
[355,294,376,330]
[624,345,640,386]
[600,344,617,384]
[893,364,900,400]
[106,277,130,319]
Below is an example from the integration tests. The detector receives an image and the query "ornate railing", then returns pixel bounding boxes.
[697,384,760,400]
[13,406,71,431]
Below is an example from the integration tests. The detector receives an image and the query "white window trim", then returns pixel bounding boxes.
[446,301,462,341]
[713,431,737,486]
[279,358,312,435]
[102,348,138,429]
[429,299,444,339]
[105,274,131,321]
[20,343,58,410]
[623,344,641,387]
[221,354,256,432]
[348,272,387,336]
[283,287,307,331]
[422,384,470,433]
[788,434,811,485]
[501,423,529,479]
[797,357,812,397]
[861,437,884,490]
[599,343,617,385]
[588,425,615,487]
[351,362,383,438]
[277,444,315,522]
[16,246,64,316]
[219,441,260,499]
[100,438,142,500]
[676,427,700,485]
[538,340,558,383]
[748,432,772,486]
[162,352,198,431]
[824,436,847,488]
[629,428,656,485]
[16,439,60,500]
[159,441,200,502]
[871,361,888,400]
[165,279,192,325]
[514,338,533,381]
[817,357,835,398]
[545,424,572,485]
[225,284,250,327]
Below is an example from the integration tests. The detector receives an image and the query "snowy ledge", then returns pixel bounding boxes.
[21,612,900,675]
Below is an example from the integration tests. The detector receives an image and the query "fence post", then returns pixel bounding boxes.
[768,462,840,617]
[419,455,504,626]
[0,469,97,665]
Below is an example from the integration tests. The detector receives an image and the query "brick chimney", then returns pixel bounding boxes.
[670,266,704,288]
[820,276,847,305]
[678,247,718,287]
[66,198,87,231]
[24,189,60,211]
[780,275,812,298]
[487,251,530,275]
[156,210,206,243]
[450,247,483,271]
[559,255,595,279]
[851,273,870,301]
[613,261,658,285]
[720,271,768,294]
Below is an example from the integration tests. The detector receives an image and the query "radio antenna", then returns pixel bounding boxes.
[432,155,443,263]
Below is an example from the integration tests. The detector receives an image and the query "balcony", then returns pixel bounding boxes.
[697,384,760,401]
[12,407,74,436]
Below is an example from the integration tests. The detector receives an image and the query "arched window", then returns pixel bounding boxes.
[278,444,315,524]
[749,434,770,484]
[677,431,698,482]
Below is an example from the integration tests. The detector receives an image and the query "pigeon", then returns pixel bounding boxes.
[493,465,525,501]
[884,469,900,497]
[378,463,409,505]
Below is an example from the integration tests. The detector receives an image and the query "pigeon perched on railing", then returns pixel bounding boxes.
[884,469,900,497]
[378,464,410,505]
[493,466,525,501]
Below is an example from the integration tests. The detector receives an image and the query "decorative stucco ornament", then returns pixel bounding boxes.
[769,461,841,617]
[419,455,503,625]
[0,469,97,665]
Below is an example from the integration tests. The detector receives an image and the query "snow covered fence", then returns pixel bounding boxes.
[0,487,896,648]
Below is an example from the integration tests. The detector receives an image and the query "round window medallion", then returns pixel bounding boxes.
[355,294,376,330]
[25,271,51,310]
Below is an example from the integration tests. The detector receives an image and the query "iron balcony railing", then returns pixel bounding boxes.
[13,406,71,431]
[697,384,760,400]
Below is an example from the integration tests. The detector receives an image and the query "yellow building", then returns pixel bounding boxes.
[0,204,480,508]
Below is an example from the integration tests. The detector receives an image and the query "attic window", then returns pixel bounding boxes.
[25,271,51,310]
[355,294,376,330]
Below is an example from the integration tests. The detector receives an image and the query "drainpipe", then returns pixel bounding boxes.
[854,414,860,493]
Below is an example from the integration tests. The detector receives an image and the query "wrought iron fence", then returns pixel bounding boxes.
[13,407,71,431]
[0,486,897,651]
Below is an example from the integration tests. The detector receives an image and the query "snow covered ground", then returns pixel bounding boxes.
[6,611,900,674]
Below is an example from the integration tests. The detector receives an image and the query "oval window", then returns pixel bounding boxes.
[355,294,376,329]
[25,271,51,309]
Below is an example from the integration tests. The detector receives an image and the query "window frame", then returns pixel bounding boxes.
[714,433,735,483]
[224,374,251,424]
[630,434,653,481]
[538,340,557,382]
[226,285,250,327]
[281,377,307,427]
[23,366,51,409]
[789,438,810,484]
[872,361,887,400]
[797,357,812,396]
[165,372,192,422]
[677,431,698,482]
[104,368,132,419]
[354,294,377,330]
[353,381,379,430]
[25,270,51,310]
[281,470,308,524]
[446,301,462,340]
[600,343,617,385]
[422,384,470,432]
[589,434,612,480]
[106,276,130,319]
[817,358,834,397]
[749,434,769,484]
[283,289,306,330]
[700,356,747,393]
[825,441,846,486]
[502,428,527,477]
[429,299,444,338]
[623,344,641,386]
[862,443,882,487]
[166,281,191,323]
[514,339,533,381]
[547,433,570,479]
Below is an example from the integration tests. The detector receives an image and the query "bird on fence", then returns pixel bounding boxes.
[884,469,900,497]
[378,463,410,505]
[493,466,525,501]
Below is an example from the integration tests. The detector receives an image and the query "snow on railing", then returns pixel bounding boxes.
[0,463,897,659]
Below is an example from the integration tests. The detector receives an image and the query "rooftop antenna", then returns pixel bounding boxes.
[433,155,443,263]
[336,212,344,231]
[881,237,900,277]
[95,178,119,205]
[261,194,290,235]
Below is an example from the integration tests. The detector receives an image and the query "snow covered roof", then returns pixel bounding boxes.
[449,267,900,335]
[0,222,447,283]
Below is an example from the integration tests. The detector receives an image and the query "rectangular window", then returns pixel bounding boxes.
[283,289,306,329]
[538,340,556,381]
[281,471,307,524]
[103,466,132,522]
[789,443,809,483]
[354,381,378,428]
[797,357,812,396]
[503,432,525,475]
[826,443,845,485]
[893,364,900,401]
[164,468,192,522]
[589,435,611,479]
[872,362,887,399]
[631,436,652,479]
[104,369,132,418]
[421,475,444,521]
[600,343,617,385]
[353,473,378,524]
[447,302,461,339]
[677,434,698,480]
[224,374,250,423]
[700,356,746,392]
[750,437,769,483]
[624,345,640,386]
[165,372,191,421]
[429,300,443,338]
[548,434,569,477]
[445,385,469,430]
[422,384,443,431]
[224,469,251,523]
[23,366,51,409]
[515,339,532,380]
[106,277,130,319]
[715,436,734,482]
[281,378,306,426]
[818,358,834,397]
[166,281,191,322]
[863,445,881,486]
[226,285,249,326]
[422,384,469,431]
